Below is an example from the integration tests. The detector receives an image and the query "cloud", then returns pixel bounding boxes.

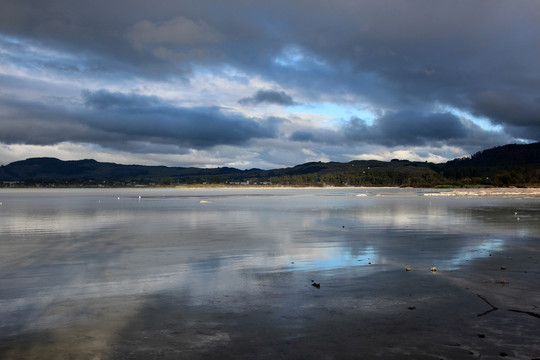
[81,89,161,110]
[82,90,280,149]
[0,90,278,152]
[127,16,220,50]
[0,0,538,168]
[0,97,104,146]
[290,110,511,151]
[470,91,540,139]
[289,131,315,142]
[238,90,296,106]
[345,111,468,147]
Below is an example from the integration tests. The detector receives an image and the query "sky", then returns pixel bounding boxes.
[0,0,539,169]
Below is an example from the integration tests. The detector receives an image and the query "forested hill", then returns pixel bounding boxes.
[445,142,540,168]
[0,142,538,187]
[442,142,540,182]
[0,157,246,184]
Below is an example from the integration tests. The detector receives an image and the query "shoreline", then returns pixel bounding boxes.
[422,188,540,197]
[2,185,540,197]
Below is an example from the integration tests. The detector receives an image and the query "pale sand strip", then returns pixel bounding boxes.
[423,188,540,197]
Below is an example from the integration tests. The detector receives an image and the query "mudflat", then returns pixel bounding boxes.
[0,188,539,359]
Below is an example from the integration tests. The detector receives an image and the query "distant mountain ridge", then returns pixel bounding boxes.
[0,157,246,182]
[0,142,538,187]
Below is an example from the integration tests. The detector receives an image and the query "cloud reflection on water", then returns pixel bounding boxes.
[0,188,538,336]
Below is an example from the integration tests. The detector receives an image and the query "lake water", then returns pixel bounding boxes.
[1,188,539,359]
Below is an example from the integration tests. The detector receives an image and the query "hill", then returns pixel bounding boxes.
[445,142,540,168]
[0,157,248,185]
[442,142,540,185]
[0,142,538,187]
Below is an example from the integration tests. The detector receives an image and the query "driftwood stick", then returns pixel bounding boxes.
[508,309,540,319]
[476,294,540,319]
[477,294,498,310]
[477,294,498,317]
[477,308,498,317]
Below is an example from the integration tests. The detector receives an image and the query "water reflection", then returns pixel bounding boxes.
[0,188,539,336]
[287,246,378,272]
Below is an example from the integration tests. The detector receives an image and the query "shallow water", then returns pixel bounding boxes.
[1,188,539,358]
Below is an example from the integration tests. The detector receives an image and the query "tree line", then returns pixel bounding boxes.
[269,167,539,188]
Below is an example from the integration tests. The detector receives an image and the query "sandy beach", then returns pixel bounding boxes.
[423,188,540,198]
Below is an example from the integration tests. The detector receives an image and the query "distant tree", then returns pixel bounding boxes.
[160,177,174,185]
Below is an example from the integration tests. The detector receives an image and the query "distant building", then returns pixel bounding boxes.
[3,181,21,187]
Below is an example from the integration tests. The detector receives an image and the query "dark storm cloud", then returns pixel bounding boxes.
[290,110,511,150]
[1,1,538,106]
[289,131,315,142]
[238,90,295,106]
[470,91,540,139]
[0,0,539,164]
[345,111,468,147]
[0,97,116,146]
[82,90,161,110]
[81,90,278,148]
[0,91,277,151]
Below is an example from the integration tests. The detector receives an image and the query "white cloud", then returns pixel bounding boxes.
[346,145,468,163]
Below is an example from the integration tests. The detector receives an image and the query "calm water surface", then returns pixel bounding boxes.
[0,188,539,347]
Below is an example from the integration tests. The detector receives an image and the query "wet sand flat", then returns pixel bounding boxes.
[0,188,539,359]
